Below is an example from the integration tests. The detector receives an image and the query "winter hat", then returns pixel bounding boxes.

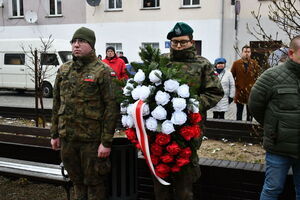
[214,57,227,65]
[167,22,194,40]
[106,46,116,53]
[72,27,96,49]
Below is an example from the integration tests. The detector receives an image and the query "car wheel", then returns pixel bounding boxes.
[42,82,53,98]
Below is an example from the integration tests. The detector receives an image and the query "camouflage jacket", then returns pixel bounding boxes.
[169,46,224,115]
[168,46,224,165]
[50,52,118,148]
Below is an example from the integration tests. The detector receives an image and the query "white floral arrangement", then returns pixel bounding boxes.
[120,61,203,179]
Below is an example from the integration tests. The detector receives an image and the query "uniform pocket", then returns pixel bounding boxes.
[277,88,299,110]
[95,158,111,176]
[80,81,98,96]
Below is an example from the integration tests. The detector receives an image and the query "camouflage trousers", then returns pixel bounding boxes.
[152,164,201,200]
[60,139,111,200]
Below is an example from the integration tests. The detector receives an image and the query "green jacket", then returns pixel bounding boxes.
[50,52,119,148]
[169,46,224,164]
[249,59,300,159]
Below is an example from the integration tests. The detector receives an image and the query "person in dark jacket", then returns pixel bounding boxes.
[102,47,128,80]
[248,35,300,200]
[118,51,129,64]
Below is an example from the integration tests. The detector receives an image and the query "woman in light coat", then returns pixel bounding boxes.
[211,58,235,119]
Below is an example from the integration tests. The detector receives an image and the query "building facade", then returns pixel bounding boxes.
[0,0,294,65]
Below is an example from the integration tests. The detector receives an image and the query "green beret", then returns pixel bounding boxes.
[72,27,96,49]
[167,22,194,40]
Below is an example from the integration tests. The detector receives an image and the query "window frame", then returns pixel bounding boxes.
[141,42,160,50]
[10,0,24,18]
[142,0,160,9]
[181,0,200,8]
[105,43,123,53]
[106,0,123,11]
[49,0,62,16]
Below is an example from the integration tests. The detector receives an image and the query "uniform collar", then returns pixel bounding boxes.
[72,51,97,69]
[170,46,197,62]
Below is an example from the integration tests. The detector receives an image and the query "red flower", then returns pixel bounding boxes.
[189,113,202,124]
[125,128,136,141]
[156,163,171,174]
[179,126,195,141]
[192,125,201,138]
[151,155,160,165]
[155,133,171,146]
[166,142,181,155]
[179,147,192,159]
[151,143,163,156]
[135,143,141,149]
[171,164,181,173]
[160,154,174,163]
[176,158,190,167]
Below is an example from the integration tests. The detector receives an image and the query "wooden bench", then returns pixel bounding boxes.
[0,124,72,200]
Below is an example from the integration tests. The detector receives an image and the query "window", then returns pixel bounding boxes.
[50,0,62,15]
[182,0,200,6]
[143,0,159,8]
[58,51,72,63]
[4,54,25,65]
[142,42,159,49]
[106,43,122,53]
[108,0,122,9]
[11,0,24,17]
[41,53,59,65]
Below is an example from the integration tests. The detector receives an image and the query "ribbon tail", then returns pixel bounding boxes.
[133,100,170,186]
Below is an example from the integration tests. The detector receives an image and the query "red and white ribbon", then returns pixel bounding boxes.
[132,100,170,185]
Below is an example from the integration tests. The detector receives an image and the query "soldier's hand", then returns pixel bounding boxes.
[98,143,111,158]
[51,138,60,150]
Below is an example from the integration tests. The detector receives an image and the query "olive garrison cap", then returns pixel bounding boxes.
[167,22,194,40]
[72,27,96,49]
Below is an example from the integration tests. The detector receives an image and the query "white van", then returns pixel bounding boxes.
[0,39,72,97]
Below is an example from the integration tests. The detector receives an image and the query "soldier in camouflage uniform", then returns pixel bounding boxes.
[50,27,118,200]
[152,22,224,200]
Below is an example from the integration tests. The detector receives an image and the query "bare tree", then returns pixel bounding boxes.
[246,0,299,68]
[21,36,57,127]
[247,0,300,41]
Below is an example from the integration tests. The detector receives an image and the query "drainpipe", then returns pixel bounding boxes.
[235,0,241,60]
[220,0,225,57]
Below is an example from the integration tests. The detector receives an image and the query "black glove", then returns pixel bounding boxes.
[228,97,233,104]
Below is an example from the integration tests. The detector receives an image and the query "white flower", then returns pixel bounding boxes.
[146,117,158,132]
[161,120,175,134]
[123,83,134,96]
[155,91,170,106]
[164,79,180,93]
[171,111,187,125]
[151,105,167,120]
[134,69,145,84]
[143,104,150,116]
[120,102,127,114]
[188,98,199,113]
[131,85,141,100]
[172,97,186,111]
[126,104,134,115]
[121,115,134,128]
[139,85,151,101]
[177,84,190,98]
[149,69,162,83]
